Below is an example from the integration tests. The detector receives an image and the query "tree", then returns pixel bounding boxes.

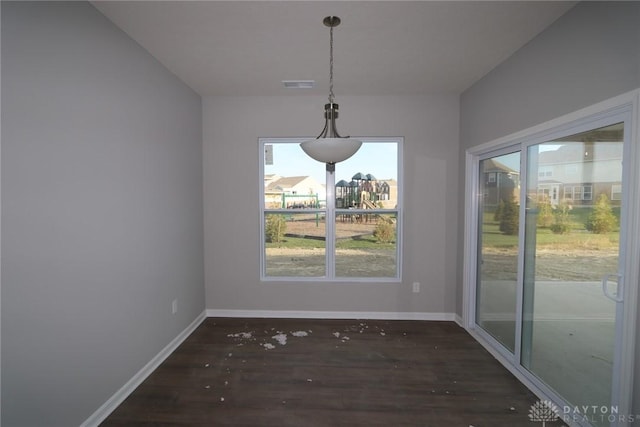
[499,198,519,235]
[585,193,617,234]
[494,199,504,222]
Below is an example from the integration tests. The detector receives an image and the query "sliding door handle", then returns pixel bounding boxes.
[602,273,624,303]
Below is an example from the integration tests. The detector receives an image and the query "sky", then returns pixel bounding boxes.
[492,144,564,172]
[264,140,565,185]
[264,141,398,184]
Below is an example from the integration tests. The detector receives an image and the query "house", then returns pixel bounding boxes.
[265,175,325,208]
[535,138,623,207]
[2,2,639,426]
[481,158,520,207]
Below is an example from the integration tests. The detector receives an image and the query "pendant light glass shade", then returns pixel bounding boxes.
[301,137,362,164]
[300,16,361,170]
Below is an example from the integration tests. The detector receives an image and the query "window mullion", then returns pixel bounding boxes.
[326,169,336,278]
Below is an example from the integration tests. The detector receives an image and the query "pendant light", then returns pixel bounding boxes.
[300,16,362,173]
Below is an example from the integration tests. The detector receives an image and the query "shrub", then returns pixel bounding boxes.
[536,197,554,228]
[373,220,395,244]
[550,202,572,234]
[585,194,617,234]
[265,214,286,243]
[499,198,519,235]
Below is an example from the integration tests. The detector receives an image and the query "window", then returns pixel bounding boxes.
[564,164,578,175]
[538,166,553,178]
[537,187,550,200]
[563,184,592,201]
[611,184,622,201]
[260,138,402,281]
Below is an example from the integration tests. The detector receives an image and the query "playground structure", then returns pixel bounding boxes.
[336,173,397,224]
[335,174,390,209]
[264,172,397,228]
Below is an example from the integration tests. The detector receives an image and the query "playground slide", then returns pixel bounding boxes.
[361,199,395,224]
[362,199,377,209]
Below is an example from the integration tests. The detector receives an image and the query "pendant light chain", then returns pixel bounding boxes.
[328,24,335,104]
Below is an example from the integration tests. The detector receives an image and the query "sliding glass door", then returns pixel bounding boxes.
[521,123,624,426]
[476,151,521,353]
[469,98,637,427]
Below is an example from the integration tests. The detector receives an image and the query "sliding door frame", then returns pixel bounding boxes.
[463,89,640,427]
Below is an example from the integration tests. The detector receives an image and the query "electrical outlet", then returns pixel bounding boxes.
[172,299,178,315]
[412,282,420,293]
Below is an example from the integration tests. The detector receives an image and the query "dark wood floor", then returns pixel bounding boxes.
[101,318,558,426]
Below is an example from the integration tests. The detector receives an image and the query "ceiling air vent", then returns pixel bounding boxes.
[282,80,315,89]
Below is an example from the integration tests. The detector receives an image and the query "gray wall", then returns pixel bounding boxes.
[204,95,459,315]
[459,1,640,420]
[1,2,204,426]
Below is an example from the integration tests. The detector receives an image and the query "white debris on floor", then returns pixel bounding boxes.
[272,333,287,345]
[227,332,254,339]
[226,328,313,351]
[333,332,341,338]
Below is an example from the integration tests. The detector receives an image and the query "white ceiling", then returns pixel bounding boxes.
[92,1,576,97]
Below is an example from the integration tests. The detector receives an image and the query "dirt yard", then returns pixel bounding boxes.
[283,217,379,239]
[481,247,618,282]
[265,247,397,278]
[266,218,396,277]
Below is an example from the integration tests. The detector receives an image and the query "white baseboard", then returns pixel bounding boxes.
[80,310,207,427]
[454,313,463,327]
[206,309,457,322]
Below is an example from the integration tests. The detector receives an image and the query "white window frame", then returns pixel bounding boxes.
[259,137,403,282]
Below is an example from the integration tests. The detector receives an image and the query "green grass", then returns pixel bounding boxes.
[481,209,619,251]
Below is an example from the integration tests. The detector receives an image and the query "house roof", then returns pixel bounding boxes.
[266,176,324,192]
[482,158,518,175]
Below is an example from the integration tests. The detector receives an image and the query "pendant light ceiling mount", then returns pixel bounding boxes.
[300,16,362,173]
[323,15,341,28]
